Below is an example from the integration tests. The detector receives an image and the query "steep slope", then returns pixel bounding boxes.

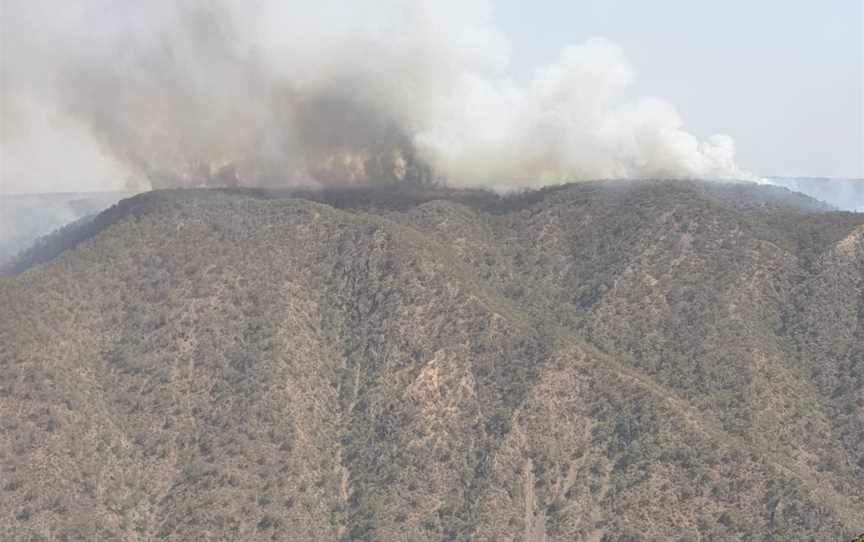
[1,181,862,541]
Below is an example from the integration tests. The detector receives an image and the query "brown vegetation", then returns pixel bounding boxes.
[1,180,862,540]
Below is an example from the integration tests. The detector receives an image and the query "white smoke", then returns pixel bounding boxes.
[1,0,754,192]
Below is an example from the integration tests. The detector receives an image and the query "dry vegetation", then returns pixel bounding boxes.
[0,180,862,541]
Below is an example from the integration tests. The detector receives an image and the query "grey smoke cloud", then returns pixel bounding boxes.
[2,0,754,192]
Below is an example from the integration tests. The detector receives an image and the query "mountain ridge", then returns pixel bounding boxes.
[1,180,862,540]
[0,179,843,278]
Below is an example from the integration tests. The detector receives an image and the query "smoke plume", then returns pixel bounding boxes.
[2,0,754,192]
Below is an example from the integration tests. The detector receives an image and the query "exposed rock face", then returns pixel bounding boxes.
[1,181,862,540]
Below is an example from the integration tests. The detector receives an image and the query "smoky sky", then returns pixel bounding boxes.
[495,0,863,181]
[1,0,858,193]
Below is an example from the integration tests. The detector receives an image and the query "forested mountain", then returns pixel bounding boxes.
[1,180,862,541]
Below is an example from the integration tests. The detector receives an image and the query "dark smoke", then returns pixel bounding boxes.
[2,0,754,193]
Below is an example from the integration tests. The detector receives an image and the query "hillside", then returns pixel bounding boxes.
[1,180,862,541]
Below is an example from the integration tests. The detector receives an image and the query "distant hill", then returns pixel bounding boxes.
[1,180,862,540]
[0,192,135,268]
[767,177,864,212]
